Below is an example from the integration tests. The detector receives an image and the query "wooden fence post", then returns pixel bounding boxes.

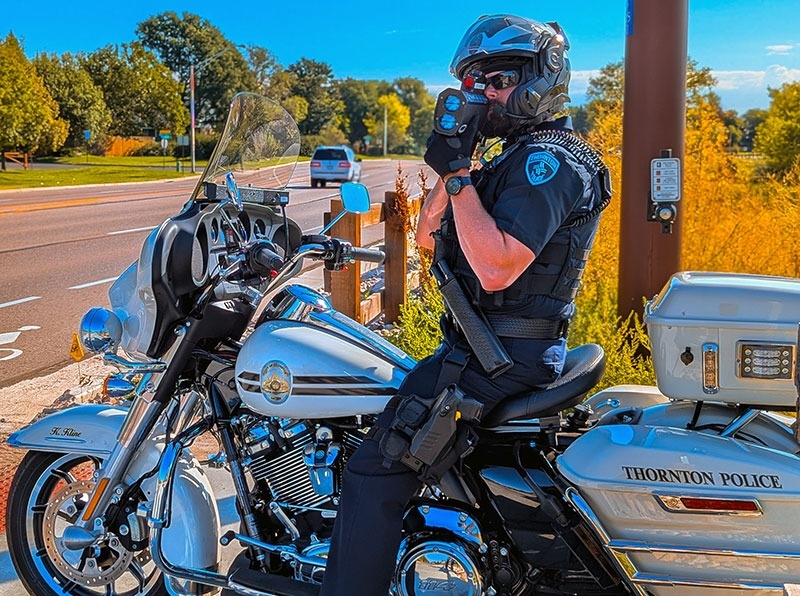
[324,199,362,322]
[383,191,407,324]
[383,191,423,324]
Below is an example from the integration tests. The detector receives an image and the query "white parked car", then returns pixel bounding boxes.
[309,145,362,188]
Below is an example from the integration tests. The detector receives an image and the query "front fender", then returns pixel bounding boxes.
[6,403,128,455]
[7,403,221,585]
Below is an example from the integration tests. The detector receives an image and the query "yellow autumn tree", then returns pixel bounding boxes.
[364,94,411,154]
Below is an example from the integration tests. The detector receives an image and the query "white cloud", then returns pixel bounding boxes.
[712,70,766,91]
[570,70,601,96]
[767,44,795,55]
[712,65,800,90]
[763,64,800,86]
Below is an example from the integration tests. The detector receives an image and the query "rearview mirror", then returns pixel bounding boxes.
[340,182,371,214]
[319,182,372,236]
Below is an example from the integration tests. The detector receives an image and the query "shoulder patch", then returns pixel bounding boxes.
[525,151,560,186]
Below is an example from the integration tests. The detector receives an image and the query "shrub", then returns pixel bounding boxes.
[130,142,164,157]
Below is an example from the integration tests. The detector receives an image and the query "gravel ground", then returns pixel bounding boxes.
[0,356,107,532]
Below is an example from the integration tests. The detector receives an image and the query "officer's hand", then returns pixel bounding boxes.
[424,118,480,179]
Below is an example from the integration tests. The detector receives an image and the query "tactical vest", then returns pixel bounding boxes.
[435,129,612,311]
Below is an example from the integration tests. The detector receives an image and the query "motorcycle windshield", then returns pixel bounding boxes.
[191,92,301,200]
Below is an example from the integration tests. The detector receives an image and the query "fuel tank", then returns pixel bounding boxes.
[558,423,800,595]
[235,319,405,418]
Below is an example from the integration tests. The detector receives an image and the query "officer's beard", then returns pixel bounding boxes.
[480,103,518,139]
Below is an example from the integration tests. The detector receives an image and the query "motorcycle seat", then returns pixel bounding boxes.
[480,343,606,428]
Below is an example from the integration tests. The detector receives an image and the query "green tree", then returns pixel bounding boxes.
[364,94,411,153]
[569,105,591,136]
[244,45,281,94]
[136,11,257,129]
[394,77,435,153]
[33,52,112,150]
[739,107,767,152]
[81,43,188,137]
[260,69,309,124]
[754,82,800,174]
[337,78,393,145]
[287,58,342,135]
[0,33,67,166]
[585,58,717,132]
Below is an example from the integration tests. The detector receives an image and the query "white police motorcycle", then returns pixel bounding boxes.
[6,92,800,596]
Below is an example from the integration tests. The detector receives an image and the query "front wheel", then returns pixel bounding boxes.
[6,451,167,596]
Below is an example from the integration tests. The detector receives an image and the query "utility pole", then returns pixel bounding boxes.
[618,0,688,319]
[383,104,388,157]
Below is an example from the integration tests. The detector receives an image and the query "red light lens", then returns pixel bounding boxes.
[311,161,321,167]
[338,161,351,168]
[680,497,759,512]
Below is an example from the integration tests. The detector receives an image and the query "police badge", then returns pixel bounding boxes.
[525,151,560,186]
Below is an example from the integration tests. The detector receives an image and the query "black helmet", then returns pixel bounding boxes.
[450,14,571,125]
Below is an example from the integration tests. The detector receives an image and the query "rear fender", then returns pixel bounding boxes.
[584,384,669,423]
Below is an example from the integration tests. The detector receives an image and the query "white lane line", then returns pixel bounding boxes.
[0,296,41,309]
[68,277,119,290]
[108,226,157,236]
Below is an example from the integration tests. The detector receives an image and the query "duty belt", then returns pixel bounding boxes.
[486,315,569,339]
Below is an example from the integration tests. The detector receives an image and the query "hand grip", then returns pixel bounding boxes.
[347,246,385,263]
[249,243,284,276]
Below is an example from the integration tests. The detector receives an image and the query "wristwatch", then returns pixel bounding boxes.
[444,175,473,196]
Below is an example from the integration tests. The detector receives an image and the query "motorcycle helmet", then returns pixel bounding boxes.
[450,14,571,125]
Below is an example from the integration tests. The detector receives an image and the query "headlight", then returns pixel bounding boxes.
[80,307,123,354]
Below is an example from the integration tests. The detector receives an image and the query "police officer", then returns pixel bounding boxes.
[320,14,610,595]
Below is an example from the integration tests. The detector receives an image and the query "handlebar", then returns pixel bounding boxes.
[346,246,385,264]
[214,235,386,306]
[248,242,284,276]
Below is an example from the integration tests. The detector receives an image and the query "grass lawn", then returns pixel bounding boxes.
[0,164,196,191]
[52,155,192,167]
[0,154,416,191]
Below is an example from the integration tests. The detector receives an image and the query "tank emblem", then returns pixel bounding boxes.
[261,361,292,404]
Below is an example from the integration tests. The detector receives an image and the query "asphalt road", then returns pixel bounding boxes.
[0,159,428,388]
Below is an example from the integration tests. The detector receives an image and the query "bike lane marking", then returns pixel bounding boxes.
[107,225,157,236]
[68,277,119,290]
[0,296,40,309]
[0,326,41,362]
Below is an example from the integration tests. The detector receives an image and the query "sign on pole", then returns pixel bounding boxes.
[650,157,681,202]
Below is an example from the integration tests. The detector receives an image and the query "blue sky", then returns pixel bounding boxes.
[4,0,799,113]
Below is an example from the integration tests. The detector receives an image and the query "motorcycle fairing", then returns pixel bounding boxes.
[559,423,800,594]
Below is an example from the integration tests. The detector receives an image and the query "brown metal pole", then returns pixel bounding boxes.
[618,0,688,319]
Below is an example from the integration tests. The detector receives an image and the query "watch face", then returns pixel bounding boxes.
[445,176,463,195]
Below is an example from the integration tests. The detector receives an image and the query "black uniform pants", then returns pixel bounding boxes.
[319,329,566,596]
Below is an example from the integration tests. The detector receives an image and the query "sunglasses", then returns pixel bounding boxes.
[485,70,521,90]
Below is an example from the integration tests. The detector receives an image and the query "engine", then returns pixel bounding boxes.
[235,416,364,549]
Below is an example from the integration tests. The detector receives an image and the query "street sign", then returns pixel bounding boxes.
[83,130,91,141]
[177,135,189,146]
[161,138,169,150]
[651,157,680,202]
